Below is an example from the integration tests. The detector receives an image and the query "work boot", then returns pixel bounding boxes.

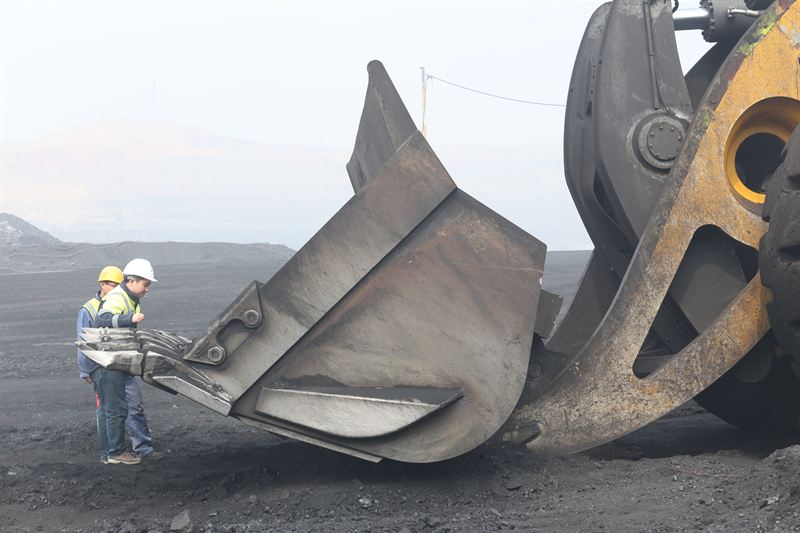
[108,451,141,465]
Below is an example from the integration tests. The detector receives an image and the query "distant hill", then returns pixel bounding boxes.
[0,213,62,247]
[0,214,294,274]
[0,214,590,297]
[0,241,295,274]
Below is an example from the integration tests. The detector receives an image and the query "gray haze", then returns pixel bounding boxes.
[1,1,711,249]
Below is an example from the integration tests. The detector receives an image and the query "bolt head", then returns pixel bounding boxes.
[242,309,261,327]
[207,346,226,363]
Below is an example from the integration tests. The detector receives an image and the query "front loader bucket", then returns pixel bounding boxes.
[80,61,552,463]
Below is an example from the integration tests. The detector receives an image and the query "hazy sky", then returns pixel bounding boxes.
[0,1,712,250]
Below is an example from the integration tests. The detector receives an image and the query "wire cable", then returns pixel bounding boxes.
[426,74,565,108]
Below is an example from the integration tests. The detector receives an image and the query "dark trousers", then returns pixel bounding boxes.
[92,367,129,456]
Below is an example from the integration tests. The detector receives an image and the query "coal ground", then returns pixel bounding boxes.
[3,255,800,532]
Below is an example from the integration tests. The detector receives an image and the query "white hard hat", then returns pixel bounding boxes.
[123,258,157,282]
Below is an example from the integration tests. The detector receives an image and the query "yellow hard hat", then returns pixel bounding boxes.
[97,265,124,284]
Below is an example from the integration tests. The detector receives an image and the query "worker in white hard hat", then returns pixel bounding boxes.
[93,258,160,465]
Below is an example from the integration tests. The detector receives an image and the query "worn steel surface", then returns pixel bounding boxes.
[254,386,463,439]
[594,0,693,239]
[506,0,799,455]
[553,0,694,365]
[183,282,264,366]
[548,3,619,359]
[234,189,546,462]
[591,0,748,352]
[684,40,737,109]
[546,0,790,437]
[550,0,693,369]
[346,60,418,192]
[193,129,457,402]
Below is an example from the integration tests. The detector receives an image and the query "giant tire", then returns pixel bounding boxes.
[761,126,800,359]
[695,332,800,437]
[695,126,800,438]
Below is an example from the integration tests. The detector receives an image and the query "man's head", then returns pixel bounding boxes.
[122,258,157,298]
[124,275,152,297]
[97,266,123,298]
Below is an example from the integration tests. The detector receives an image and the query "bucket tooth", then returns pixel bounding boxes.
[80,327,136,343]
[77,330,233,415]
[76,348,145,375]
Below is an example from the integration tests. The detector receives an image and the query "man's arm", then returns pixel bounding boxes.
[94,292,141,328]
[94,309,136,328]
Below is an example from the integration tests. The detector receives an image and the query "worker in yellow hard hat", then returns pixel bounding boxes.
[78,266,124,379]
[77,265,123,464]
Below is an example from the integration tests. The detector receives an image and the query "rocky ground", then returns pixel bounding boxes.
[2,259,800,532]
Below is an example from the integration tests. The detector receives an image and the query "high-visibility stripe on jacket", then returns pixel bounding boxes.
[97,284,141,328]
[82,296,102,320]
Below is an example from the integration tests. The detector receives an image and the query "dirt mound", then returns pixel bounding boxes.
[738,445,800,529]
[0,213,295,275]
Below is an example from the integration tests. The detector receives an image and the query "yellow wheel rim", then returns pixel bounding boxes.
[724,97,800,205]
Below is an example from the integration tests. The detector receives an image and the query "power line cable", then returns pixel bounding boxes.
[425,73,565,108]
